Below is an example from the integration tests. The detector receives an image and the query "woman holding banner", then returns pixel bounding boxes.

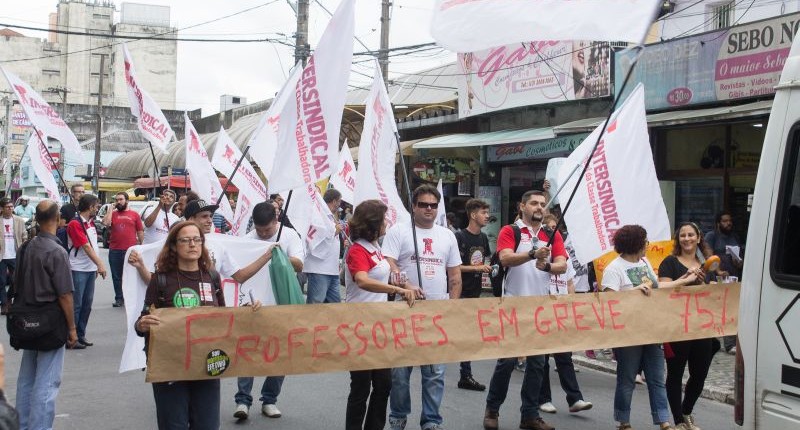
[659,222,714,430]
[344,200,418,430]
[601,225,683,430]
[132,221,260,430]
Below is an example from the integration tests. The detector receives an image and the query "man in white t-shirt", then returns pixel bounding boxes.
[234,201,305,421]
[141,189,180,244]
[304,188,342,304]
[383,184,462,430]
[0,198,27,315]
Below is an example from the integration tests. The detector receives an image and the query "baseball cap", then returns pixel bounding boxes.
[184,199,219,219]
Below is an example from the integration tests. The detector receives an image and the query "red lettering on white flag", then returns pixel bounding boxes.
[122,44,175,151]
[184,114,234,221]
[329,141,357,204]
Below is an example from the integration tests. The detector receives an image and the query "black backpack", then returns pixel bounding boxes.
[488,224,521,297]
[57,216,90,256]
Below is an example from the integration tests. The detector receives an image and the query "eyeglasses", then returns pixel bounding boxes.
[176,236,203,245]
[415,202,438,210]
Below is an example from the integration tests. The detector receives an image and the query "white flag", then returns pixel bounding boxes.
[329,141,356,204]
[435,179,447,227]
[122,44,175,151]
[268,0,354,192]
[353,65,410,229]
[27,132,60,201]
[283,184,336,254]
[184,114,234,221]
[211,127,267,236]
[558,84,670,263]
[430,0,660,53]
[249,64,303,180]
[1,67,83,157]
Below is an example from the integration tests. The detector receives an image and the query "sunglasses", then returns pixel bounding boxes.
[415,202,438,210]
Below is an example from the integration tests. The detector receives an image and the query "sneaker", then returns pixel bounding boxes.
[519,416,555,430]
[538,402,557,414]
[458,375,486,391]
[233,404,249,420]
[682,414,701,430]
[483,408,499,430]
[78,338,93,347]
[261,404,281,418]
[635,373,645,385]
[515,359,526,372]
[388,416,407,430]
[112,300,124,308]
[423,425,444,430]
[568,399,593,413]
[585,350,596,359]
[727,346,737,355]
[617,424,633,430]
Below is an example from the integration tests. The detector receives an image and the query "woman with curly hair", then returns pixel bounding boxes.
[344,200,419,430]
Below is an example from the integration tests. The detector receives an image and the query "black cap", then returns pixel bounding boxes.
[184,199,218,219]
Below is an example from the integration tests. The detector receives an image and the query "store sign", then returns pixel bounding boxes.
[488,133,589,163]
[616,12,800,110]
[11,110,30,127]
[458,41,611,118]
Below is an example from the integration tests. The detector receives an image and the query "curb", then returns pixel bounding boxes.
[571,355,735,405]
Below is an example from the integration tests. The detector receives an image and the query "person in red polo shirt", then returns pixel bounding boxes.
[102,192,144,308]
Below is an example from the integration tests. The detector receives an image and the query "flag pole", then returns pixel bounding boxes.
[213,145,251,207]
[393,131,424,291]
[547,45,644,247]
[147,142,160,200]
[276,189,293,242]
[32,129,71,195]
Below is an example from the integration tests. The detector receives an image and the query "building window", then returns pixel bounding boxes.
[708,2,734,30]
[232,97,241,104]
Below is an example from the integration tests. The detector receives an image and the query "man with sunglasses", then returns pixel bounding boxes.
[382,184,462,430]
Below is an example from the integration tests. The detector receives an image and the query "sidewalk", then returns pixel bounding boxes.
[572,344,735,405]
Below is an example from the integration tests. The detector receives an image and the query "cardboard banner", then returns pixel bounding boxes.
[430,0,660,52]
[145,283,739,383]
[122,44,175,151]
[329,141,356,204]
[27,132,60,201]
[593,240,674,286]
[185,114,234,221]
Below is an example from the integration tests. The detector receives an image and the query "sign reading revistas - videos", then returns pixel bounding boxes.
[616,12,800,110]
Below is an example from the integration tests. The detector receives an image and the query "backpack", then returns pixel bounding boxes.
[61,216,90,257]
[488,224,521,297]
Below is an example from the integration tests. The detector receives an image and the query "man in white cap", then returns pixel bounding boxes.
[13,196,35,220]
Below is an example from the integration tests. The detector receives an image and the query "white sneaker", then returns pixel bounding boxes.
[262,403,281,418]
[233,404,249,420]
[635,374,645,385]
[569,399,593,413]
[727,346,737,355]
[538,402,557,413]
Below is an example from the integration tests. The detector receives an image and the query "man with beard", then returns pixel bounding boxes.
[102,192,144,307]
[483,190,567,430]
[704,211,743,354]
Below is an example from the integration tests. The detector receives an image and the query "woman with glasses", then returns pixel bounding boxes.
[133,221,260,429]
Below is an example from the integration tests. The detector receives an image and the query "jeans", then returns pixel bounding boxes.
[613,344,671,425]
[305,273,341,304]
[389,364,446,429]
[0,258,15,306]
[486,355,546,420]
[539,352,584,406]
[235,376,285,406]
[666,339,714,424]
[108,249,126,303]
[16,347,65,430]
[71,270,96,340]
[152,379,220,430]
[347,369,392,430]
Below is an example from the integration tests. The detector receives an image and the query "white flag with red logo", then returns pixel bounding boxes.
[184,114,234,221]
[1,67,83,157]
[282,184,336,254]
[211,127,267,236]
[353,65,410,229]
[558,84,670,263]
[430,0,660,53]
[122,44,175,151]
[249,64,303,181]
[328,141,356,204]
[27,132,60,201]
[267,0,354,193]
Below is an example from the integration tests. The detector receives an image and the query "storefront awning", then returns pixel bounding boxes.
[350,139,419,162]
[554,100,773,134]
[413,128,555,149]
[132,176,239,193]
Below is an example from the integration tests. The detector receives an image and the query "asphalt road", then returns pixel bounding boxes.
[1,249,735,429]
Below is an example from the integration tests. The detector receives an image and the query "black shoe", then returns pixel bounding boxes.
[112,300,124,308]
[78,338,93,347]
[68,342,86,350]
[458,375,486,391]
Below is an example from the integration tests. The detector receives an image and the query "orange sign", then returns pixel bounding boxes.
[593,240,674,285]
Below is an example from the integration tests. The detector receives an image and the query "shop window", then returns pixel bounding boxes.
[729,174,755,242]
[730,122,766,169]
[771,125,800,285]
[675,178,723,232]
[664,125,726,171]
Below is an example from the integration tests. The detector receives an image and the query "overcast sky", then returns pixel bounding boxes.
[0,0,452,115]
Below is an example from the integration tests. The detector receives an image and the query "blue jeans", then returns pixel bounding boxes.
[235,376,285,406]
[486,355,546,420]
[613,344,671,424]
[71,270,96,340]
[108,249,126,303]
[305,273,341,304]
[16,346,65,430]
[389,364,446,429]
[152,379,220,430]
[0,258,16,306]
[539,352,584,406]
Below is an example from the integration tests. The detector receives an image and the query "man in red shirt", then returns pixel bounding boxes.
[102,192,144,307]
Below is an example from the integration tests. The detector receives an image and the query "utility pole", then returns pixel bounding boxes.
[379,0,392,85]
[93,54,105,194]
[295,0,310,67]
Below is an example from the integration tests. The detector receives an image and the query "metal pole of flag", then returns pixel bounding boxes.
[29,128,70,195]
[147,142,160,199]
[546,45,644,247]
[393,131,424,291]
[545,163,581,209]
[276,189,293,242]
[213,144,251,207]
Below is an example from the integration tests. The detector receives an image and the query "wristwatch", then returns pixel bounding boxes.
[528,247,537,260]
